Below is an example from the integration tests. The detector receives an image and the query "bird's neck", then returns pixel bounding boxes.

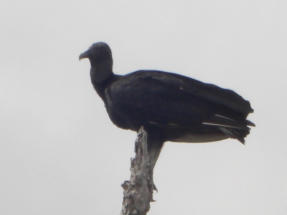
[90,60,113,83]
[90,61,114,99]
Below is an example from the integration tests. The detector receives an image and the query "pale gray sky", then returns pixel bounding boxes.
[0,0,286,214]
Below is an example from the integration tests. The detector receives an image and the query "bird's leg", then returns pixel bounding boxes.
[149,148,162,191]
[147,137,164,191]
[149,144,163,171]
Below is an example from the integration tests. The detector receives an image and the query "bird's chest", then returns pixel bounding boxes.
[104,89,138,130]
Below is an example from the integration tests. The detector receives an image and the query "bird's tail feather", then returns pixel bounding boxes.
[218,127,249,144]
[202,114,255,144]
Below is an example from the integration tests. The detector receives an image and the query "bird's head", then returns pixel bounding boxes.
[79,42,113,66]
[79,42,114,83]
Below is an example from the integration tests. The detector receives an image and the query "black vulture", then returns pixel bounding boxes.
[79,42,254,168]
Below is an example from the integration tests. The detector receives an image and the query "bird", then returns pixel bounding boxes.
[79,42,254,169]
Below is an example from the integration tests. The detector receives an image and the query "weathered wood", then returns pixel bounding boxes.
[121,127,155,215]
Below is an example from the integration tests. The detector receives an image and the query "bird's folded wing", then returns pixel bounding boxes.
[108,70,253,126]
[108,72,210,126]
[141,70,253,117]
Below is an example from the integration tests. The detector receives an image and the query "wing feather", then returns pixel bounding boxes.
[108,70,253,129]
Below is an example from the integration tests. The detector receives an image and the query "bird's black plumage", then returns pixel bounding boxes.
[80,42,254,167]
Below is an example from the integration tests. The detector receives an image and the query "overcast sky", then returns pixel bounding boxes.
[1,0,287,214]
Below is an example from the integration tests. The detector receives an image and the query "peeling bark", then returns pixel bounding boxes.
[121,127,155,215]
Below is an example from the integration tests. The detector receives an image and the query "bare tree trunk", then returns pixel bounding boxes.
[121,127,155,215]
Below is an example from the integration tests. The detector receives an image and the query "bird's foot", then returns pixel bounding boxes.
[152,182,158,192]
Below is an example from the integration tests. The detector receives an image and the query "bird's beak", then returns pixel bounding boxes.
[79,50,89,60]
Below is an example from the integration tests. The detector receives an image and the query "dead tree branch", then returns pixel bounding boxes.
[121,127,155,215]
